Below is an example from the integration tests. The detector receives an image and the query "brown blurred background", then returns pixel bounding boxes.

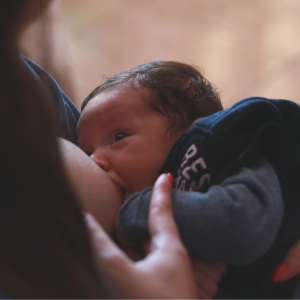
[18,0,300,109]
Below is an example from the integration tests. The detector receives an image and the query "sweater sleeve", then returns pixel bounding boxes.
[118,156,283,267]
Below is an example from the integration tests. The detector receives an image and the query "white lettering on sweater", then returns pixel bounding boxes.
[175,144,211,191]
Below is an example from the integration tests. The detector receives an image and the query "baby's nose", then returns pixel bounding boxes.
[90,154,110,171]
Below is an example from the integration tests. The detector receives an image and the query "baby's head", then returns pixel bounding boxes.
[77,61,222,200]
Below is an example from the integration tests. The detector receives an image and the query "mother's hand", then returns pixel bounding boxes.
[84,173,197,299]
[272,237,300,282]
[192,260,227,299]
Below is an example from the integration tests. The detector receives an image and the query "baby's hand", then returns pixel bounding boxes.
[192,259,227,299]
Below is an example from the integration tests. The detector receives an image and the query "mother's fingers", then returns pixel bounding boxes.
[273,237,300,282]
[192,260,227,299]
[85,175,197,299]
[148,173,180,251]
[139,173,197,299]
[84,213,131,273]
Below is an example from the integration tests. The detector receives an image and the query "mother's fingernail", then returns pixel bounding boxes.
[167,173,173,186]
[271,263,287,282]
[82,212,88,220]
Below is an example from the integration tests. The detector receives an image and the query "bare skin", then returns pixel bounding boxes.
[77,86,185,201]
[58,138,122,238]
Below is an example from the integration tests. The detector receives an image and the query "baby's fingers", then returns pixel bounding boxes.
[148,173,181,252]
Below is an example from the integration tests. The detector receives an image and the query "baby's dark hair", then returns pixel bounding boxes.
[81,61,223,134]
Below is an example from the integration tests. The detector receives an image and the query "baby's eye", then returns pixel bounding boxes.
[113,133,128,144]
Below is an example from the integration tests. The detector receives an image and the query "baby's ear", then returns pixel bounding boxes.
[187,117,204,130]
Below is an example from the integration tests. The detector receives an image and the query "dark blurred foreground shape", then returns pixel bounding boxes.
[0,0,102,297]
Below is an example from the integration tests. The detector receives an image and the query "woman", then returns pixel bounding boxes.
[0,0,199,298]
[0,0,299,298]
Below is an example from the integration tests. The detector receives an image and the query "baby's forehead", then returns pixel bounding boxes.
[81,86,150,124]
[85,85,153,113]
[83,89,122,115]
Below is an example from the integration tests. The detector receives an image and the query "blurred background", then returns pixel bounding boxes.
[18,0,300,109]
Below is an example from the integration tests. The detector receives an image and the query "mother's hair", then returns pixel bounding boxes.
[0,0,50,39]
[0,1,102,297]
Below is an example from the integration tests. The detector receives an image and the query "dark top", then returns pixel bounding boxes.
[22,56,80,143]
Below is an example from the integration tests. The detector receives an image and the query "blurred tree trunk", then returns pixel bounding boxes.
[18,0,79,108]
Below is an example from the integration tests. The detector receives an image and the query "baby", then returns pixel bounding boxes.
[76,61,300,298]
[77,61,223,201]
